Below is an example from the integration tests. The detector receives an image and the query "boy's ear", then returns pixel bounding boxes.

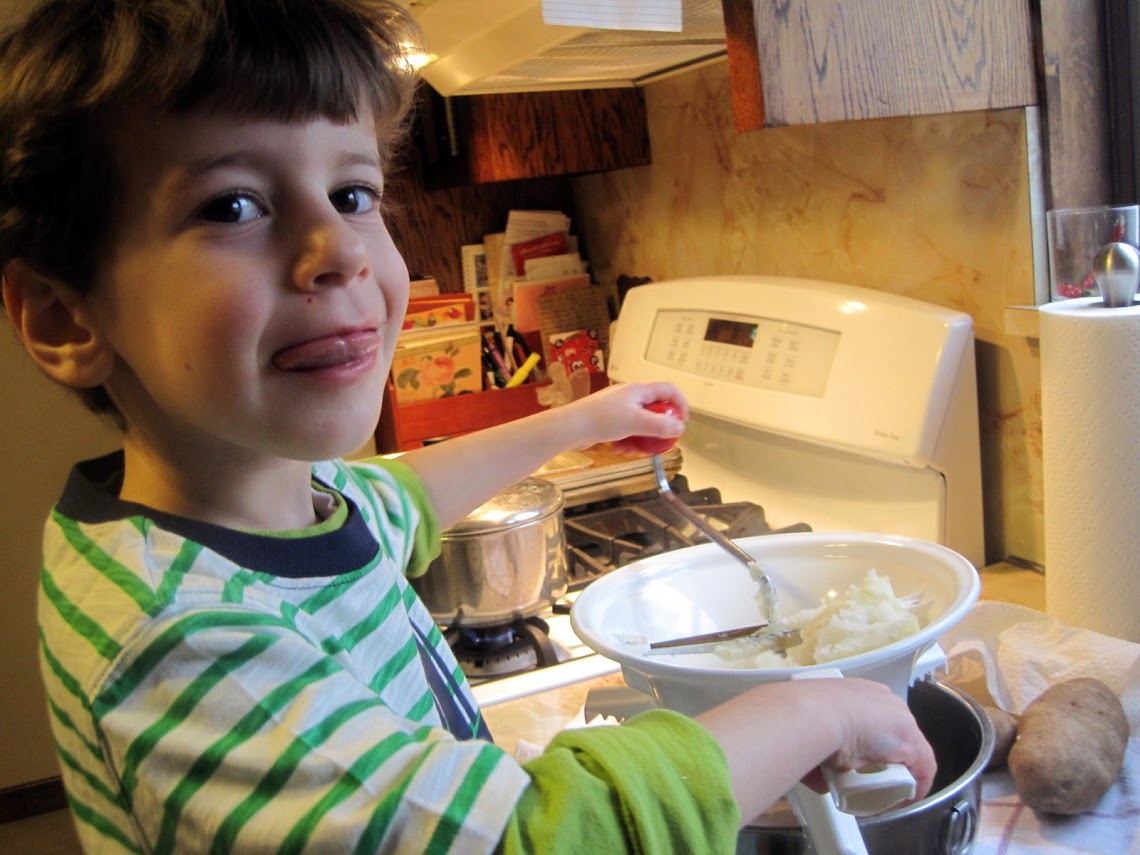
[2,260,115,389]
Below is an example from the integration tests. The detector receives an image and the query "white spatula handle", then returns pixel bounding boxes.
[822,762,916,816]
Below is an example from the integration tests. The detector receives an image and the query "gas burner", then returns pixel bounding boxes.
[444,617,559,680]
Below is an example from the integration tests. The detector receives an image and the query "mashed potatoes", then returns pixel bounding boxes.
[712,570,920,667]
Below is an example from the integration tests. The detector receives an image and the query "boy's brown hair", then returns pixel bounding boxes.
[0,0,422,417]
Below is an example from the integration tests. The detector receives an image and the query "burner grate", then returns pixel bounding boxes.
[562,477,811,589]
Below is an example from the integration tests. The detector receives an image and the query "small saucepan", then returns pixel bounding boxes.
[739,678,994,855]
[411,477,568,628]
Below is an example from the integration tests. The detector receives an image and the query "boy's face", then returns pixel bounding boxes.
[85,107,408,464]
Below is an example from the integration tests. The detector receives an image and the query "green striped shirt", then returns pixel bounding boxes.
[39,452,528,854]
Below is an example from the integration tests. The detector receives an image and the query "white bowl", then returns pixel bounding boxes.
[570,532,980,715]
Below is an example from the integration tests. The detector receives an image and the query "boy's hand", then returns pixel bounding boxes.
[696,676,936,823]
[623,400,685,455]
[801,677,937,801]
[576,382,688,454]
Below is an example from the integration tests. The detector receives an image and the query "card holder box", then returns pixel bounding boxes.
[375,372,608,452]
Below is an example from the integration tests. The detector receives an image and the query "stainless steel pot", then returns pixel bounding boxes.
[738,679,994,855]
[411,477,568,627]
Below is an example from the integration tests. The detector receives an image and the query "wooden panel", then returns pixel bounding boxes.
[1038,0,1113,208]
[722,0,765,133]
[420,88,651,186]
[459,94,563,182]
[550,89,652,175]
[754,0,1037,125]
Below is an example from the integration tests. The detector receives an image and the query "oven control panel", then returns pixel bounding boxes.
[646,309,841,398]
[608,275,974,466]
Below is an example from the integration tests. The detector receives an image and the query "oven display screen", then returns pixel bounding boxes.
[644,309,841,397]
[704,318,757,348]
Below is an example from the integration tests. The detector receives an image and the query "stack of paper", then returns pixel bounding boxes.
[494,210,591,334]
[465,210,615,390]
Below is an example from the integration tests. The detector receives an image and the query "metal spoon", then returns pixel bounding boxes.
[1092,241,1140,307]
[651,453,781,621]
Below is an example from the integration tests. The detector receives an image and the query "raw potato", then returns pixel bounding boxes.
[1008,678,1129,815]
[983,705,1019,770]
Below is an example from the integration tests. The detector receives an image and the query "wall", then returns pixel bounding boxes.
[0,329,120,790]
[570,62,1045,567]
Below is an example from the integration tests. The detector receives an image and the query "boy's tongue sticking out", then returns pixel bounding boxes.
[273,329,380,370]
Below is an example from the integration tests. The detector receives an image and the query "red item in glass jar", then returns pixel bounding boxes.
[626,400,683,455]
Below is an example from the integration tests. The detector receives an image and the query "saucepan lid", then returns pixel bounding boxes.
[443,477,564,537]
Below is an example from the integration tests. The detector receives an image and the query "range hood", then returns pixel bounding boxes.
[398,0,727,96]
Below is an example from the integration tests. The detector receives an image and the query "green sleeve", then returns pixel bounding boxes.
[362,455,442,578]
[496,709,740,855]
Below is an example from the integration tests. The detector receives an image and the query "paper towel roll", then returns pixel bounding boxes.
[1040,297,1140,643]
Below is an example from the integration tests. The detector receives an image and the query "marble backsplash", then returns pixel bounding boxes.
[570,62,1044,567]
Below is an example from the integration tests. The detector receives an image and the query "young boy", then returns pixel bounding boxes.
[0,1,935,852]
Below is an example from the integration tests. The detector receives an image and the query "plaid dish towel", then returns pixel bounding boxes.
[938,601,1140,854]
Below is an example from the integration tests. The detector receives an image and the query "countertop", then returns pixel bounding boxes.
[482,561,1046,756]
[483,565,1140,854]
[974,560,1044,611]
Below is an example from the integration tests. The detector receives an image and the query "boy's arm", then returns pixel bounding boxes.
[399,381,687,529]
[493,679,935,854]
[497,709,740,855]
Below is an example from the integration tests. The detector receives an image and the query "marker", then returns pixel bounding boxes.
[504,352,541,388]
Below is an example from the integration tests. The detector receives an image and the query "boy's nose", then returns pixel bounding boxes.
[291,219,370,292]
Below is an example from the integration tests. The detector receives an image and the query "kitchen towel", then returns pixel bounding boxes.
[938,601,1140,853]
[938,601,1140,731]
[1039,296,1140,643]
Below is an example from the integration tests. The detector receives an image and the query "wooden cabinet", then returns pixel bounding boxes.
[415,85,651,189]
[725,0,1037,131]
[723,0,1112,212]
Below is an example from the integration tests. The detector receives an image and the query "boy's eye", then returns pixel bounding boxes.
[330,185,379,215]
[198,193,264,224]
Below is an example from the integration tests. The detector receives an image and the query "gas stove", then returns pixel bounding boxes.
[471,275,985,708]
